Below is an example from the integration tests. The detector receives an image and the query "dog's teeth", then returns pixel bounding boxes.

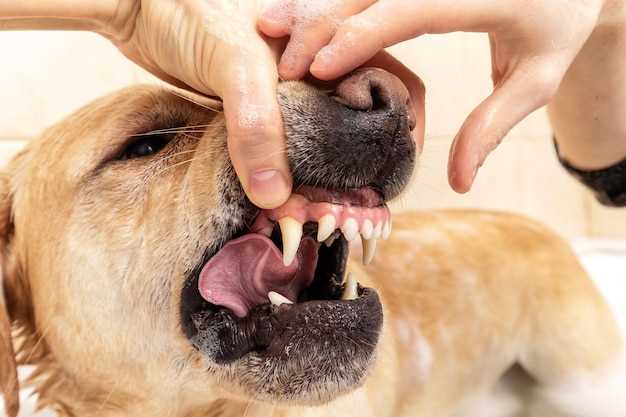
[361,237,377,265]
[373,221,383,239]
[382,219,392,240]
[278,217,303,266]
[324,234,337,247]
[268,291,293,306]
[361,219,374,240]
[341,218,359,241]
[317,214,336,242]
[341,273,358,300]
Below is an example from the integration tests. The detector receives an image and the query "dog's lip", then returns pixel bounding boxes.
[190,288,381,364]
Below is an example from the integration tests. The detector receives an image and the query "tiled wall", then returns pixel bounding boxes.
[1,31,624,238]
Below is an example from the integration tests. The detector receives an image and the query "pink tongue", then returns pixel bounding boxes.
[198,234,319,317]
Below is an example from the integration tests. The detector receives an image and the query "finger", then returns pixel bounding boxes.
[261,0,377,80]
[278,22,336,80]
[258,0,293,38]
[448,61,563,193]
[311,0,506,80]
[220,52,292,209]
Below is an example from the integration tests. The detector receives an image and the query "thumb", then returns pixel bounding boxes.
[448,60,562,192]
[221,55,292,209]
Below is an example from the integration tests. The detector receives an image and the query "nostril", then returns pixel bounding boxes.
[333,68,411,117]
[370,86,387,112]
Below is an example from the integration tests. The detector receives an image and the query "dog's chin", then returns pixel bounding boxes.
[179,185,386,404]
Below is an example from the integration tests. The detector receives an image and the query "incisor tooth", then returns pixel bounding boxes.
[317,214,336,242]
[382,220,392,240]
[362,237,377,265]
[341,273,358,300]
[361,219,374,240]
[278,217,303,266]
[342,218,359,241]
[268,291,293,306]
[373,222,383,239]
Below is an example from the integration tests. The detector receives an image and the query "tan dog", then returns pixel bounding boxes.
[0,69,624,417]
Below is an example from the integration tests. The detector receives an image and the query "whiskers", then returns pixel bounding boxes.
[152,153,215,178]
[129,124,213,138]
[128,86,224,139]
[169,89,223,113]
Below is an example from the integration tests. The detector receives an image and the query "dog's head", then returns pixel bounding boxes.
[0,68,421,415]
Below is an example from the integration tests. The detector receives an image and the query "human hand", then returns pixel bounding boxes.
[259,0,614,192]
[106,0,291,208]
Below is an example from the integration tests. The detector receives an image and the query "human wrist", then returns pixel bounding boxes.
[549,0,626,170]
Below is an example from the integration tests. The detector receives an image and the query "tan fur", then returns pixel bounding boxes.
[0,172,19,417]
[0,85,623,417]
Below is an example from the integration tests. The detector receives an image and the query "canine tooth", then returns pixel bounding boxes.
[341,218,359,241]
[382,220,392,240]
[278,217,303,266]
[361,219,374,239]
[361,237,377,265]
[268,291,293,306]
[373,222,383,239]
[324,234,337,247]
[341,273,358,300]
[317,214,336,242]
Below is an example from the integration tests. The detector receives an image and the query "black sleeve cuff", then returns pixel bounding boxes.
[554,139,626,207]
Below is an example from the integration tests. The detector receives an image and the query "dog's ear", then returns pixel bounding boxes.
[0,172,19,417]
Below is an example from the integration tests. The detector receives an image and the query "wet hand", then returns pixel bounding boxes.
[260,0,613,192]
[108,0,291,208]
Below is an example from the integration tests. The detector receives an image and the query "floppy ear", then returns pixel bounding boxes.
[0,173,19,417]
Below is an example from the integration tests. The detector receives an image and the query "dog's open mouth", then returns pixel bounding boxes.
[180,186,387,365]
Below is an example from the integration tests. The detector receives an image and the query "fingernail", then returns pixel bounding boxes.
[311,47,332,76]
[249,169,290,209]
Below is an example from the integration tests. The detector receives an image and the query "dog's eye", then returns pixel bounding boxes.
[119,133,175,160]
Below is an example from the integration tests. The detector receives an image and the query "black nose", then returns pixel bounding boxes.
[334,68,417,131]
[278,68,416,201]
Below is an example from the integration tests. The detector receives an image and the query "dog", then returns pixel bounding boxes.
[0,68,624,417]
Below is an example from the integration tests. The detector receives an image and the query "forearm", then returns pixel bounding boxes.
[548,2,626,169]
[0,1,122,35]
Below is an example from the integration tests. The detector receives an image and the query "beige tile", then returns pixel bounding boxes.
[391,135,588,238]
[0,141,26,167]
[388,35,553,141]
[516,138,589,238]
[0,31,137,138]
[587,196,626,238]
